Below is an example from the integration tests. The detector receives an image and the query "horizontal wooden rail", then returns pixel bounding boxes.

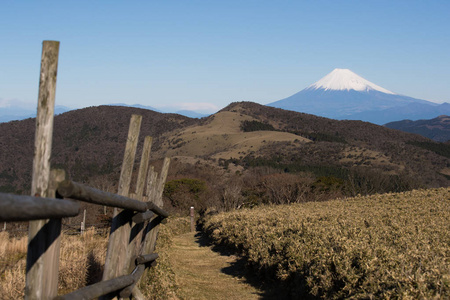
[54,253,157,300]
[53,270,136,300]
[57,180,147,211]
[147,202,169,218]
[57,180,169,217]
[118,264,146,298]
[132,210,155,224]
[136,253,159,265]
[0,192,80,221]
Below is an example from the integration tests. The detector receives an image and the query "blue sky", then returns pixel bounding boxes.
[1,1,449,113]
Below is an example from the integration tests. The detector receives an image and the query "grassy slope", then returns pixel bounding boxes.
[159,111,310,159]
[1,102,450,197]
[203,188,450,299]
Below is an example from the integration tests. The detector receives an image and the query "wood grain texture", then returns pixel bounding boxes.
[0,192,79,221]
[123,136,153,278]
[25,40,60,300]
[102,115,142,284]
[41,169,67,298]
[57,180,148,212]
[140,158,171,256]
[135,136,152,199]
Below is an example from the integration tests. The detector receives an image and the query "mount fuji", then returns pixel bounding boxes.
[267,69,449,124]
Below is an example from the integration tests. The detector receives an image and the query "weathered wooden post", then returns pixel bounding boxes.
[25,40,60,300]
[43,169,67,295]
[123,136,153,274]
[140,157,170,255]
[131,158,170,298]
[135,136,153,200]
[145,166,157,202]
[190,206,195,232]
[102,115,142,283]
[81,209,86,234]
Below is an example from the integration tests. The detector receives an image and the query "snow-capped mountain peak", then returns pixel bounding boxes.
[307,68,396,95]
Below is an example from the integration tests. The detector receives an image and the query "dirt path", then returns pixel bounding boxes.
[169,231,264,300]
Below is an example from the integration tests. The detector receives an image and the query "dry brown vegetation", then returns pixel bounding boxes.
[2,102,449,199]
[203,188,450,299]
[0,218,192,299]
[159,110,309,159]
[167,232,263,300]
[1,102,450,298]
[0,228,107,299]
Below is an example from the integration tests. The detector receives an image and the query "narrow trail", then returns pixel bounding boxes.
[169,231,265,300]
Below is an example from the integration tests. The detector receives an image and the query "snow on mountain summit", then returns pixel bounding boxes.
[307,68,395,94]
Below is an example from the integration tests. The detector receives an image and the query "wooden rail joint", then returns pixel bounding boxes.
[56,180,170,218]
[54,254,159,300]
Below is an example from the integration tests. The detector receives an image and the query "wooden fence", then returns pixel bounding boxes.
[0,41,170,299]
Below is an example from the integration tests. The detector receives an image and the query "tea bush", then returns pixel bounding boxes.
[203,188,450,299]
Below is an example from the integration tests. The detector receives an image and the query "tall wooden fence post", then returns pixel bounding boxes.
[190,206,195,232]
[43,169,67,296]
[81,209,86,234]
[131,158,170,298]
[124,137,153,271]
[140,157,170,256]
[102,115,142,286]
[25,40,60,300]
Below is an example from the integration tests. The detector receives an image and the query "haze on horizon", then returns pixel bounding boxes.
[1,1,449,114]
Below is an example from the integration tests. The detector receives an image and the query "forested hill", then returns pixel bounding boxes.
[0,105,198,194]
[213,102,450,187]
[0,103,449,211]
[385,115,450,142]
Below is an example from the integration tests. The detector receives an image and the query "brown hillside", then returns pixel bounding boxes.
[0,102,449,207]
[156,110,310,159]
[0,106,198,194]
[218,102,450,187]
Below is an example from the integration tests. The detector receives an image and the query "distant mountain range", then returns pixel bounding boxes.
[385,115,450,142]
[2,68,447,124]
[0,105,70,123]
[106,104,209,118]
[268,68,449,125]
[0,103,208,123]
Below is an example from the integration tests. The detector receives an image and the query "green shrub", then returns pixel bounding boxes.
[164,178,207,211]
[240,120,275,132]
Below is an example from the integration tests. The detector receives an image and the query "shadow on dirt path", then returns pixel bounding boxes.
[169,231,293,300]
[193,231,291,300]
[169,231,261,299]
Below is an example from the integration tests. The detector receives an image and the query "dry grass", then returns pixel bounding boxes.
[0,227,108,299]
[0,231,27,258]
[58,228,108,293]
[0,218,192,300]
[0,231,27,299]
[160,111,310,159]
[204,188,450,299]
[138,216,264,299]
[339,146,402,173]
[138,216,192,299]
[168,232,262,300]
